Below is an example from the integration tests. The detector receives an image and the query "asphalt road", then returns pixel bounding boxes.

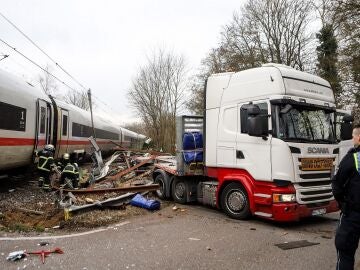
[1,204,358,270]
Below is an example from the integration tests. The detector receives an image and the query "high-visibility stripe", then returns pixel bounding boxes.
[63,164,79,175]
[38,156,53,172]
[354,153,360,174]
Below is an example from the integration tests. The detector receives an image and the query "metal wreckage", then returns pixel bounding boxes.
[53,136,162,221]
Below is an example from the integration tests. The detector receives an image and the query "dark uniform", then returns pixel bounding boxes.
[57,156,69,171]
[60,162,79,189]
[37,148,55,191]
[332,146,360,270]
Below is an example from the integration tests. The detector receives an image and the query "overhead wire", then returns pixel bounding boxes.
[0,11,88,91]
[0,12,122,116]
[0,37,84,96]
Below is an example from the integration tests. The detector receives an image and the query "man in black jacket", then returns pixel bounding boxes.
[332,124,360,270]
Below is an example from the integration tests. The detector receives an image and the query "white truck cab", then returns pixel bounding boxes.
[154,64,352,221]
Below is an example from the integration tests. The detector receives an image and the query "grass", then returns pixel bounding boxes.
[8,223,32,232]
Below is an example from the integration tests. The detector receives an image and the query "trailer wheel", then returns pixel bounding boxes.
[221,183,250,219]
[154,174,167,199]
[172,178,187,204]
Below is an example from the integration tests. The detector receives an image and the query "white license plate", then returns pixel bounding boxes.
[312,208,326,216]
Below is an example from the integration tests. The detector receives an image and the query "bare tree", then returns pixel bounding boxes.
[236,0,313,70]
[187,0,314,114]
[63,90,90,111]
[128,49,187,152]
[330,0,360,116]
[124,122,147,135]
[38,64,58,96]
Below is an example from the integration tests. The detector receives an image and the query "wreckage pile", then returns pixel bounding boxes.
[0,148,165,234]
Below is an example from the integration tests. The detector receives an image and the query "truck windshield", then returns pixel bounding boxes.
[276,105,336,144]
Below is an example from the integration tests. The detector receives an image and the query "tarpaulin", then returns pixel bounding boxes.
[130,194,161,210]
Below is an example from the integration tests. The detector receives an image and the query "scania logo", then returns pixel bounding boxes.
[307,147,329,154]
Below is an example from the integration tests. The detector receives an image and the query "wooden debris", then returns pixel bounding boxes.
[16,207,44,215]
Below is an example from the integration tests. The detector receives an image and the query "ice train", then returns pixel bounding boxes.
[0,69,146,171]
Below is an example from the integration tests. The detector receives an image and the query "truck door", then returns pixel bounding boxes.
[236,101,272,181]
[35,99,51,150]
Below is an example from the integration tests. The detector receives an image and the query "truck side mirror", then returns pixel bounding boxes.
[247,105,269,137]
[340,114,353,140]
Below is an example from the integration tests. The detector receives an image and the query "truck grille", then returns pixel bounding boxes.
[294,183,334,204]
[293,154,337,205]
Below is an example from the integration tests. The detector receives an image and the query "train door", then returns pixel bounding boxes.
[59,109,69,156]
[35,99,51,150]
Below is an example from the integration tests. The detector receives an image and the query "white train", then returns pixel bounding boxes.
[0,69,146,171]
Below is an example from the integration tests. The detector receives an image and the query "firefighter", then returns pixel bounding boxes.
[36,144,55,191]
[60,153,79,189]
[57,153,70,171]
[332,124,360,270]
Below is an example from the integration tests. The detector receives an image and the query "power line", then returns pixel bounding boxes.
[0,11,88,91]
[0,54,8,61]
[1,39,123,118]
[0,37,83,95]
[0,13,124,116]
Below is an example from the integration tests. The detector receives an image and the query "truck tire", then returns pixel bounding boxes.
[172,178,187,204]
[154,174,167,199]
[221,183,250,219]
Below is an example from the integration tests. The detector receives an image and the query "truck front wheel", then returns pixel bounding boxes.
[221,183,250,219]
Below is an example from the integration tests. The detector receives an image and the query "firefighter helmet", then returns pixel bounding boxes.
[63,153,70,160]
[44,144,55,152]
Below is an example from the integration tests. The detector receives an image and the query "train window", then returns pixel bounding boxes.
[62,115,68,136]
[40,107,46,134]
[0,101,26,131]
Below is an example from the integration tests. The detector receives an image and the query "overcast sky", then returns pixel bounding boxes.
[0,0,244,124]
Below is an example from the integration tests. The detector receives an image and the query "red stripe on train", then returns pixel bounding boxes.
[0,137,36,146]
[0,137,118,146]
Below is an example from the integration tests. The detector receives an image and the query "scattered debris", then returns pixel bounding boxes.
[250,228,256,231]
[38,241,50,246]
[188,238,200,241]
[0,147,163,233]
[16,207,44,216]
[206,246,212,251]
[6,250,27,261]
[64,192,136,221]
[275,240,320,250]
[8,189,15,193]
[85,198,94,204]
[172,206,178,211]
[26,248,64,264]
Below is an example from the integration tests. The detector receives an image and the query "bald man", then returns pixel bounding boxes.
[332,124,360,270]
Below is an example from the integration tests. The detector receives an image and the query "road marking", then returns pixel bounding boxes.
[0,221,130,241]
[188,237,201,241]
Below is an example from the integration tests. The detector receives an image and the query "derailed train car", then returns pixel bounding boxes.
[0,69,146,171]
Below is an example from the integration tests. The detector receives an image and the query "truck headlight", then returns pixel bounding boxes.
[273,193,296,203]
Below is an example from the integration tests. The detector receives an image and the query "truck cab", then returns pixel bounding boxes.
[154,63,350,222]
